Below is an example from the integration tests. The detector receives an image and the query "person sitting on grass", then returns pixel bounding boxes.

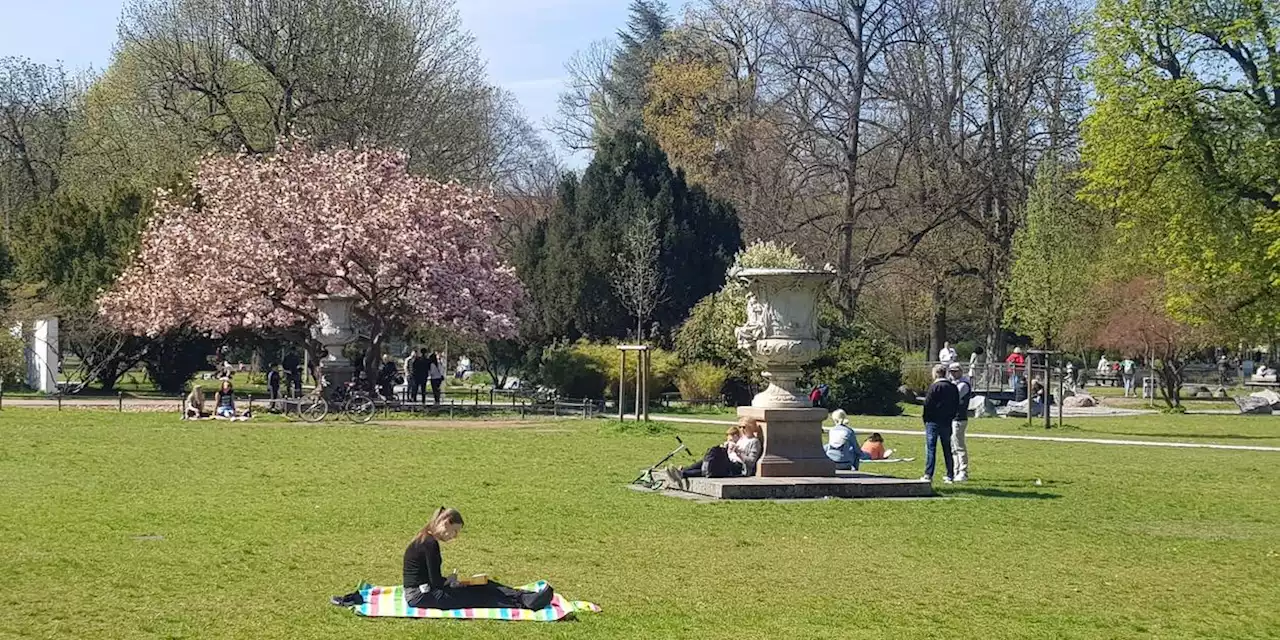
[860,433,895,460]
[213,379,250,420]
[330,507,554,610]
[183,385,208,420]
[825,409,872,470]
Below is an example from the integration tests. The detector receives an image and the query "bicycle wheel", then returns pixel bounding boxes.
[344,393,376,424]
[299,397,329,423]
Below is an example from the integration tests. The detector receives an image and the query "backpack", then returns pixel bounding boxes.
[701,445,736,478]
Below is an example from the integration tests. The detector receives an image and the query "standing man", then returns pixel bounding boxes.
[410,349,429,404]
[921,364,958,484]
[282,351,302,397]
[938,341,957,366]
[266,364,282,412]
[1005,347,1025,392]
[948,362,970,483]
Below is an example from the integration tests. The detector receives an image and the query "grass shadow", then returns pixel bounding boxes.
[1101,431,1280,441]
[942,487,1061,500]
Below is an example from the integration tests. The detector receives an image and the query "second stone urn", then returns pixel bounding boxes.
[734,268,834,409]
[733,267,838,477]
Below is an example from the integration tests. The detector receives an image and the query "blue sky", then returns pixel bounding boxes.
[0,0,691,163]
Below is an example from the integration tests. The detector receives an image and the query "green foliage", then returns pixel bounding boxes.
[900,352,934,393]
[0,331,25,388]
[143,328,212,394]
[1004,160,1099,348]
[804,320,904,416]
[1082,0,1280,339]
[517,130,741,341]
[674,361,729,402]
[540,340,680,400]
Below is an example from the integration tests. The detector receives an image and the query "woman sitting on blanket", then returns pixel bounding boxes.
[183,386,208,420]
[333,507,555,610]
[825,409,874,470]
[860,433,895,460]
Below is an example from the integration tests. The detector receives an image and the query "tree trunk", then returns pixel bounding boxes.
[930,278,946,361]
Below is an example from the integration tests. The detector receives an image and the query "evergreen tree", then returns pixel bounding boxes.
[604,0,671,138]
[518,130,741,341]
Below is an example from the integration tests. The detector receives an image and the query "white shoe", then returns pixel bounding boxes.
[918,475,931,482]
[955,474,968,483]
[943,477,954,484]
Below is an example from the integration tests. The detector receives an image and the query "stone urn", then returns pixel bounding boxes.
[311,294,359,388]
[733,268,837,477]
[734,268,835,408]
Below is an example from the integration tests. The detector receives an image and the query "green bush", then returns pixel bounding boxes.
[541,340,680,400]
[900,352,934,393]
[675,362,729,402]
[0,331,26,388]
[804,323,904,416]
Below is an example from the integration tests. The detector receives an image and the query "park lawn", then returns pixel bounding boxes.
[658,409,1280,448]
[0,411,1277,639]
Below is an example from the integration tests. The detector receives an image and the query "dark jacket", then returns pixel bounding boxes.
[922,378,960,424]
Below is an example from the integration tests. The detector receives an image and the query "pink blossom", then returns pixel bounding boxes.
[99,142,524,340]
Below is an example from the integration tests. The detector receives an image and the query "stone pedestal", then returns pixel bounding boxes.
[740,406,836,477]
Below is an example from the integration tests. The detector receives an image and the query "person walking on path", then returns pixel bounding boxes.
[1120,357,1138,397]
[282,351,302,397]
[921,364,958,484]
[427,352,446,406]
[266,365,282,412]
[938,341,957,366]
[948,362,971,483]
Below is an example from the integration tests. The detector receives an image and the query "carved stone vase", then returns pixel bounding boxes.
[734,268,837,477]
[311,294,359,389]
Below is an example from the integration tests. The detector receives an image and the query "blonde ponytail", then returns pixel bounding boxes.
[413,506,464,544]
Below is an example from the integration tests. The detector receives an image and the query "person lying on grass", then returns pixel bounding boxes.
[860,433,895,460]
[331,507,554,610]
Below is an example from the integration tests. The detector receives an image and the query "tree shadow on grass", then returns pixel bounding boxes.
[941,487,1061,500]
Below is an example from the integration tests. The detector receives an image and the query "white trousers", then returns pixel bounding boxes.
[951,419,969,477]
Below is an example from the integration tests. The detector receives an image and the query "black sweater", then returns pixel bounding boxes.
[922,379,960,424]
[403,537,445,591]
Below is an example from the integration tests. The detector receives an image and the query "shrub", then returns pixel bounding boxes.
[675,362,729,402]
[804,323,904,416]
[900,351,934,392]
[541,340,680,400]
[0,331,26,388]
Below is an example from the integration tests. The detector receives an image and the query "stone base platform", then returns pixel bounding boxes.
[685,472,933,500]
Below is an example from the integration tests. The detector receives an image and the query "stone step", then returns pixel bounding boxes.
[684,473,934,500]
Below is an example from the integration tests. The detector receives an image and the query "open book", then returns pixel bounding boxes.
[454,573,489,586]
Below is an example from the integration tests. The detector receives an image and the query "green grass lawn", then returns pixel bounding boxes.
[1,410,1277,639]
[661,408,1280,449]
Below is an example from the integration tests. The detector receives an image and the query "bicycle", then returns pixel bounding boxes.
[284,380,330,423]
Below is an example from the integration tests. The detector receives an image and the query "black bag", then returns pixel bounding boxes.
[701,445,735,478]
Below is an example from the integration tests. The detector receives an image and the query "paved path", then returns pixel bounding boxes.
[638,415,1280,453]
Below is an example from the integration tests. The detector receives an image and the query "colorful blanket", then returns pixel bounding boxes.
[350,581,601,621]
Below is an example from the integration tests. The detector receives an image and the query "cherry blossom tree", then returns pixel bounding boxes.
[99,142,523,377]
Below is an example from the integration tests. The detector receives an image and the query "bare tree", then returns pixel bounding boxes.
[550,39,618,152]
[0,57,78,233]
[611,214,668,339]
[115,0,528,183]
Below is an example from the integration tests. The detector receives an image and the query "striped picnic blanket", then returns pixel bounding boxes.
[350,581,601,621]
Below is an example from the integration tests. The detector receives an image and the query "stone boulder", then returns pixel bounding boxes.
[969,395,997,418]
[1250,389,1280,409]
[1005,399,1043,418]
[1062,393,1096,408]
[1235,395,1273,415]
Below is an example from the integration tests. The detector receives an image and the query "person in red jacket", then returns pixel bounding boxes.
[1005,347,1026,391]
